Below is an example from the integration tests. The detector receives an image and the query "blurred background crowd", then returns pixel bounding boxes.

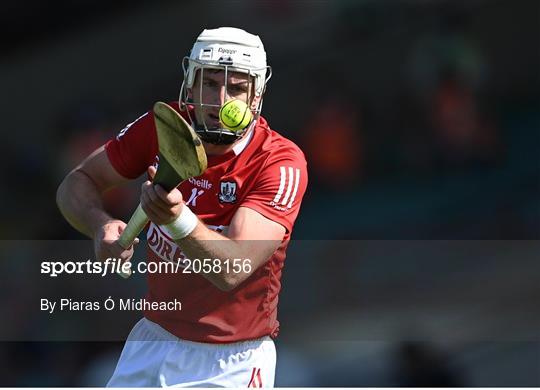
[0,0,538,386]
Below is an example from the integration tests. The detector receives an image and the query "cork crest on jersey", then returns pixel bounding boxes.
[219,181,238,203]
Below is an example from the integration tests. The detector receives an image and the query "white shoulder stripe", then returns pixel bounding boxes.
[287,168,301,208]
[273,166,287,203]
[281,166,295,206]
[116,112,148,140]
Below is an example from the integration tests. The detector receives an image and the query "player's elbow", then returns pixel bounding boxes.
[56,171,80,212]
[56,175,69,211]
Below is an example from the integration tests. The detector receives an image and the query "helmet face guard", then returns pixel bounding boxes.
[178,27,272,145]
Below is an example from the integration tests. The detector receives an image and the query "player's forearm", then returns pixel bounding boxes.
[56,169,114,238]
[177,224,263,291]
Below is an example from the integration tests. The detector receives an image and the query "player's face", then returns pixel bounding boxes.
[191,69,254,129]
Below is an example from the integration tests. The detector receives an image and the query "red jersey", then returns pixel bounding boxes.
[105,102,307,343]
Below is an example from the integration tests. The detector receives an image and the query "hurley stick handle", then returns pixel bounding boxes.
[118,204,148,249]
[116,204,148,278]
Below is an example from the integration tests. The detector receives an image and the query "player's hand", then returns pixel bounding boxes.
[141,166,184,225]
[94,220,139,263]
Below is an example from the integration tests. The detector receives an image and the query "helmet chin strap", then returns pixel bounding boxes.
[193,119,256,146]
[180,98,243,145]
[194,126,239,145]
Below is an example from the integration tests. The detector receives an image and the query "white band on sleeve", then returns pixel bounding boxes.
[164,205,198,240]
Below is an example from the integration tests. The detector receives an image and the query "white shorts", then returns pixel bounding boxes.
[107,318,276,387]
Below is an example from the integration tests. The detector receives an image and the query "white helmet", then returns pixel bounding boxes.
[179,27,272,144]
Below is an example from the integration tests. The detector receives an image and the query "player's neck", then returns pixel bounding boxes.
[202,142,234,156]
[202,129,252,156]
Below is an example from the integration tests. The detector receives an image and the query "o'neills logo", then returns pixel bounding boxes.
[188,177,212,189]
[147,224,186,264]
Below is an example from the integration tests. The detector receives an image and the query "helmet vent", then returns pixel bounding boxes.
[200,48,213,60]
[218,56,234,65]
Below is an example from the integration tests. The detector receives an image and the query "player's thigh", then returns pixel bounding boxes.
[107,319,174,387]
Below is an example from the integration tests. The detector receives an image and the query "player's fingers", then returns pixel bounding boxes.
[117,237,139,251]
[121,247,135,262]
[143,182,162,206]
[95,248,108,263]
[141,180,152,192]
[141,181,169,210]
[141,189,161,216]
[116,222,128,235]
[115,241,135,261]
[141,190,172,222]
[147,165,157,180]
[154,185,182,206]
[102,244,127,263]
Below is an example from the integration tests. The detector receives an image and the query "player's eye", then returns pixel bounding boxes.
[228,84,248,95]
[203,79,219,89]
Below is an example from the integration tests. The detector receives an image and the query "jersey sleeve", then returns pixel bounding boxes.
[104,111,158,179]
[241,150,308,233]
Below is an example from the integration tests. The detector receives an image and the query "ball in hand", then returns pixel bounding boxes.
[219,99,253,132]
